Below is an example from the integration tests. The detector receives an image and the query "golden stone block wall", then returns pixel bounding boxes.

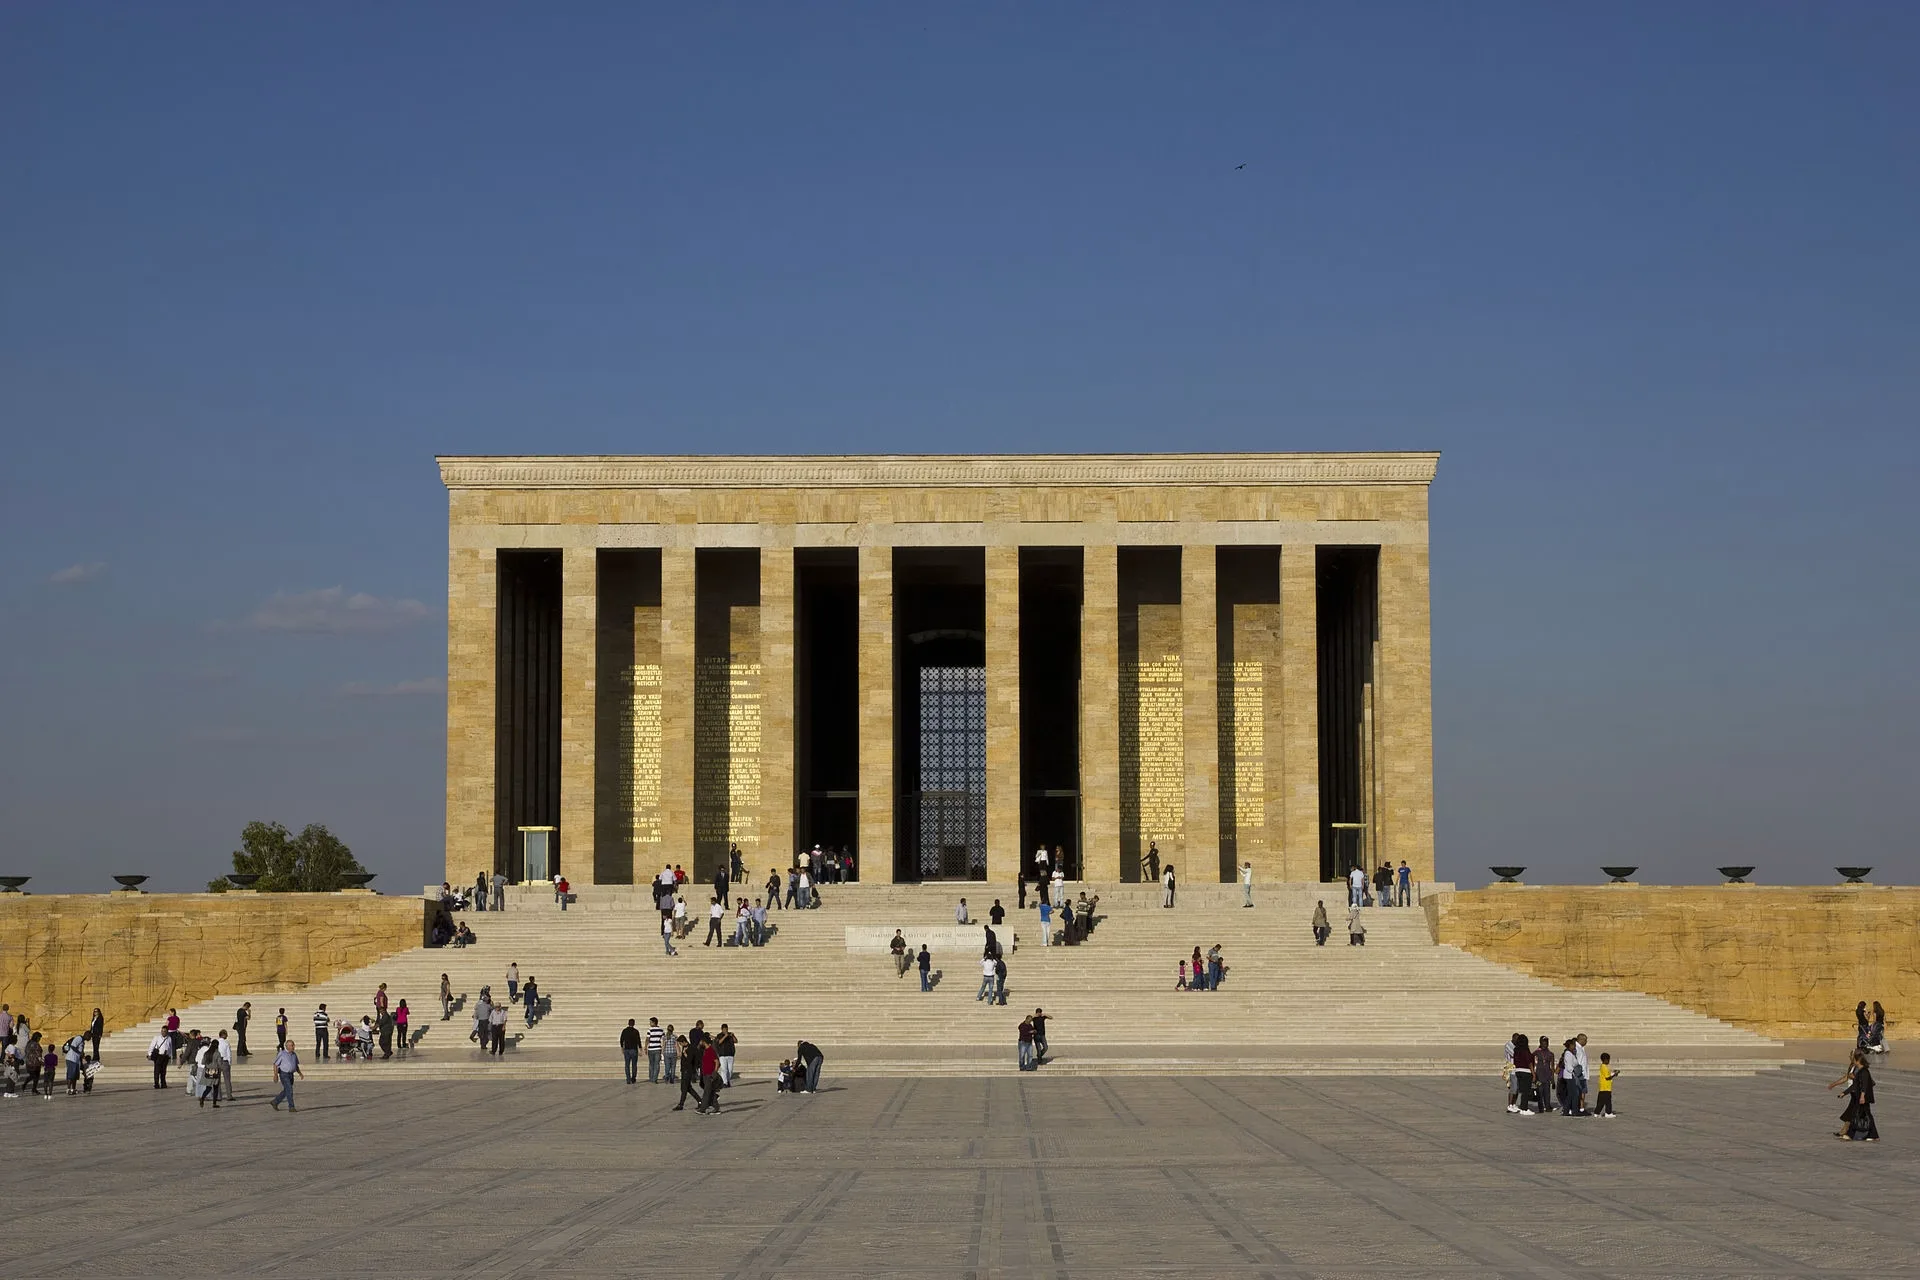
[1377,544,1435,883]
[659,548,697,869]
[984,545,1022,883]
[759,544,796,868]
[559,547,596,881]
[1120,599,1185,869]
[1278,547,1319,881]
[1221,600,1282,883]
[1078,545,1121,880]
[0,894,425,1037]
[1430,886,1920,1039]
[693,559,762,873]
[445,547,495,885]
[1181,547,1220,880]
[857,545,895,881]
[592,550,662,883]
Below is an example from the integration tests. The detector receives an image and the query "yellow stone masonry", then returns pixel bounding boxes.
[1430,886,1920,1039]
[0,894,423,1036]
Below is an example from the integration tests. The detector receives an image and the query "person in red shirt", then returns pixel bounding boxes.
[555,876,571,911]
[695,1041,723,1113]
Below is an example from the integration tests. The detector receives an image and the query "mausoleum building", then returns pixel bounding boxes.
[440,453,1437,887]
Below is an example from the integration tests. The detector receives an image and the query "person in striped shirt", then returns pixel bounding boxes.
[312,1004,331,1060]
[644,1018,665,1083]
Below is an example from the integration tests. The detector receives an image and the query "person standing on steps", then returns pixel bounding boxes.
[1239,861,1254,908]
[275,1006,290,1049]
[489,1000,509,1056]
[795,1040,824,1093]
[1347,909,1366,946]
[891,929,909,977]
[507,963,520,1005]
[716,1024,737,1086]
[1397,860,1412,906]
[313,1003,331,1060]
[706,897,724,947]
[765,868,783,912]
[522,976,540,1028]
[989,899,1005,928]
[1162,864,1177,908]
[475,870,489,912]
[1030,1008,1050,1064]
[645,1018,664,1083]
[661,913,678,956]
[1347,863,1365,910]
[1017,1014,1036,1071]
[394,1000,410,1056]
[978,954,996,1002]
[491,869,506,911]
[712,863,729,916]
[1311,901,1331,946]
[269,1038,301,1111]
[620,1019,642,1083]
[440,976,452,1021]
[955,898,969,925]
[1017,873,1027,911]
[1144,839,1161,885]
[995,952,1009,1005]
[1038,897,1053,946]
[918,944,933,991]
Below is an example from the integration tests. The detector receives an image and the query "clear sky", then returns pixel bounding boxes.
[2,3,1914,894]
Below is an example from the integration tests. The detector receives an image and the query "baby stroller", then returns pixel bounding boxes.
[337,1022,373,1061]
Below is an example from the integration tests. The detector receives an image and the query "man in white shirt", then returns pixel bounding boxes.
[955,898,969,925]
[148,1029,172,1089]
[491,871,506,911]
[977,955,997,1002]
[269,1041,301,1111]
[705,897,724,947]
[1239,860,1254,908]
[1348,865,1365,910]
[215,1029,235,1100]
[1033,846,1050,885]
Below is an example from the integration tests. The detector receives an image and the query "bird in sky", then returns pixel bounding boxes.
[1233,163,1246,170]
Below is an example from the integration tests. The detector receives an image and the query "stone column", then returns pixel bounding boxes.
[985,545,1022,882]
[658,547,697,867]
[759,542,796,869]
[857,544,895,883]
[445,546,496,886]
[1280,546,1320,882]
[1376,543,1435,883]
[559,547,597,881]
[1078,545,1120,881]
[1181,545,1220,878]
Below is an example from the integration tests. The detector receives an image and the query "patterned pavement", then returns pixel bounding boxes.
[0,1063,1911,1277]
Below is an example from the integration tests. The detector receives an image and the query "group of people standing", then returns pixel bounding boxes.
[0,1004,100,1099]
[1504,1032,1616,1117]
[464,964,539,1055]
[1176,944,1229,991]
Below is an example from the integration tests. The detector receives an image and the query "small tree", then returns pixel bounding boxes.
[208,820,370,892]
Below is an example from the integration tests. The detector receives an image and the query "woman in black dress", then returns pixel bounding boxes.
[1829,1050,1879,1141]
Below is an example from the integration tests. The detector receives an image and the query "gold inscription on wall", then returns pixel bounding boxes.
[1224,658,1265,854]
[1120,603,1185,851]
[694,606,762,852]
[624,663,662,851]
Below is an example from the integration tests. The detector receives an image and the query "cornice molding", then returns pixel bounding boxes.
[436,453,1440,491]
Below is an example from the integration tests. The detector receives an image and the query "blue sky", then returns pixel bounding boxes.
[2,3,1914,893]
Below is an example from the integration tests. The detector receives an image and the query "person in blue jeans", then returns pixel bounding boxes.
[268,1043,301,1112]
[1039,899,1053,945]
[1397,861,1412,906]
[917,945,932,992]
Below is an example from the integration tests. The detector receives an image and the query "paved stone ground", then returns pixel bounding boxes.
[1,1065,1912,1277]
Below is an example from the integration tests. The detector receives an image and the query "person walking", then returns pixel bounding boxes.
[1017,1014,1036,1071]
[522,976,540,1028]
[705,897,724,947]
[394,1000,410,1056]
[312,1003,331,1060]
[1534,1037,1556,1115]
[891,929,909,977]
[918,944,933,991]
[694,1041,724,1114]
[507,963,520,1005]
[765,868,783,911]
[1311,900,1331,946]
[269,1040,301,1112]
[475,870,489,912]
[661,913,679,956]
[1594,1053,1617,1117]
[1038,898,1053,946]
[994,953,1009,1006]
[490,1000,509,1055]
[1348,863,1365,910]
[1030,1008,1050,1063]
[1829,1050,1879,1140]
[645,1017,664,1082]
[1507,1033,1534,1113]
[492,870,506,911]
[1162,864,1176,908]
[989,899,1005,927]
[148,1028,171,1088]
[716,1025,737,1086]
[977,954,996,1002]
[1347,909,1366,946]
[1190,946,1207,991]
[195,1037,222,1108]
[672,1037,701,1110]
[620,1019,642,1083]
[663,1026,679,1084]
[275,1007,289,1049]
[440,975,452,1021]
[1239,861,1254,908]
[471,990,491,1044]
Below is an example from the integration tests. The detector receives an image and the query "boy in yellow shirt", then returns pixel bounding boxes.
[1595,1053,1617,1117]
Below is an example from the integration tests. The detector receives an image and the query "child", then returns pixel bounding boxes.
[1177,959,1188,991]
[777,1059,793,1092]
[1595,1053,1617,1117]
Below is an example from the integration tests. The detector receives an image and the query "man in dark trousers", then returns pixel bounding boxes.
[712,865,730,917]
[917,944,933,991]
[233,1002,252,1058]
[1030,1008,1050,1063]
[994,954,1009,1005]
[694,1040,723,1113]
[795,1040,824,1093]
[989,900,1005,927]
[673,1042,702,1111]
[620,1019,642,1083]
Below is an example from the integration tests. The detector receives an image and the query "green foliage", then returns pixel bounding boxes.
[208,820,369,892]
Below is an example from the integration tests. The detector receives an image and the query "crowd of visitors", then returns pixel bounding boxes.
[1503,1032,1617,1117]
[1176,944,1229,991]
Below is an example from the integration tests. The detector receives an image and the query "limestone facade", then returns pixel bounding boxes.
[442,453,1439,885]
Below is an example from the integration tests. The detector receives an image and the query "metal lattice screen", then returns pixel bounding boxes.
[915,665,986,879]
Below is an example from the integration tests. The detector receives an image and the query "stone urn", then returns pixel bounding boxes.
[226,873,262,890]
[1717,866,1755,884]
[1601,866,1637,883]
[1835,866,1873,884]
[112,875,149,892]
[1488,866,1526,884]
[339,873,378,892]
[0,876,28,893]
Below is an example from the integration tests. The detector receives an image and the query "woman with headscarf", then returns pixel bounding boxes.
[1507,1032,1535,1113]
[1867,1001,1887,1054]
[1855,1001,1872,1053]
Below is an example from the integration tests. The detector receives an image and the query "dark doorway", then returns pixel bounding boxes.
[796,550,858,865]
[1317,546,1379,882]
[1019,548,1082,878]
[495,550,561,881]
[593,549,662,885]
[894,548,987,881]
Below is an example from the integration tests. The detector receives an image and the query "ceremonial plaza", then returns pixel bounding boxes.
[5,454,1915,1278]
